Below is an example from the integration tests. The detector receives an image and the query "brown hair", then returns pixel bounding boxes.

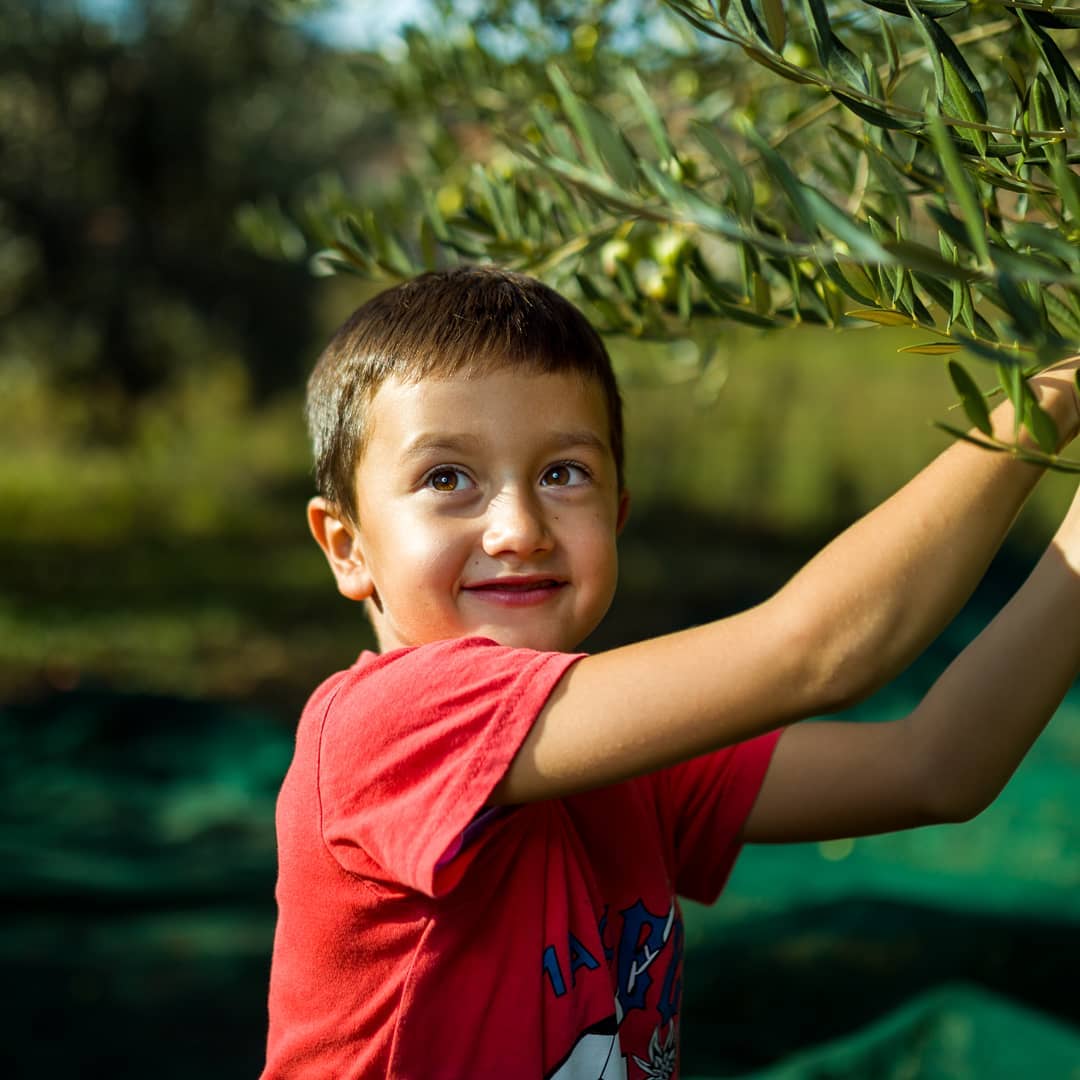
[306,265,624,523]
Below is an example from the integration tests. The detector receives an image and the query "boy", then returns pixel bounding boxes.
[261,265,1080,1079]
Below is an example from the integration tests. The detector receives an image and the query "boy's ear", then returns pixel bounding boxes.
[616,490,631,536]
[307,496,374,602]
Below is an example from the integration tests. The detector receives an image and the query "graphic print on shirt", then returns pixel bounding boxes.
[544,897,683,1080]
[546,1016,626,1080]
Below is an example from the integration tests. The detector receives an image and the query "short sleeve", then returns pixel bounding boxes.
[316,636,582,897]
[656,730,782,904]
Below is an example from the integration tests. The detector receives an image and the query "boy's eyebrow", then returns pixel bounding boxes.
[401,430,609,460]
[547,430,610,456]
[400,434,484,460]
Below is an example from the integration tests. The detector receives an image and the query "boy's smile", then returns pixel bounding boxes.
[311,369,629,654]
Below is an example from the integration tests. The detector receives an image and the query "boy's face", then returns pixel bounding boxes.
[311,368,629,654]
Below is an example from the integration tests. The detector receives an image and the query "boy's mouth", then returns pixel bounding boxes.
[462,576,567,606]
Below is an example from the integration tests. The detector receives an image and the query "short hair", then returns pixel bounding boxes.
[306,265,625,524]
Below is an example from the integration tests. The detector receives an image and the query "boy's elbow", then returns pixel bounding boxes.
[816,672,877,716]
[939,772,1007,823]
[920,789,987,826]
[911,749,999,825]
[781,607,887,716]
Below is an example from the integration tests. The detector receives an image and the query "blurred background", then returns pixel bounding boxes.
[3,1,1079,1076]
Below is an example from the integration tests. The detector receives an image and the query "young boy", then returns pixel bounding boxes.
[261,265,1080,1079]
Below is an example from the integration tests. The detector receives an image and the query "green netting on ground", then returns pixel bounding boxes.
[701,984,1080,1080]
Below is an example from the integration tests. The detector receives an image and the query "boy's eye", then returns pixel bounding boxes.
[426,467,473,492]
[540,463,589,488]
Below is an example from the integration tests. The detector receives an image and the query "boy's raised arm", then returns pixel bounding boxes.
[490,361,1080,807]
[743,479,1080,842]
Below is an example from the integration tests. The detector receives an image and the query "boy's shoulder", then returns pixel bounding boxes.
[313,635,581,697]
[301,635,584,745]
[283,636,585,898]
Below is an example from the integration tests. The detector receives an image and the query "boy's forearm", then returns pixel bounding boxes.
[908,506,1080,821]
[774,363,1080,712]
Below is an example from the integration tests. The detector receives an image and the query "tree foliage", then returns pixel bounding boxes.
[268,0,1080,465]
[0,0,364,432]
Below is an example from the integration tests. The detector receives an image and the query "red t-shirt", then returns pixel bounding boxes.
[262,637,779,1079]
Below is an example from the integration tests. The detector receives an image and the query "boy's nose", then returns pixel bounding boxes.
[481,489,554,558]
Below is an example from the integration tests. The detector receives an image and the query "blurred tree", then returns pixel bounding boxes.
[261,0,1080,466]
[0,0,384,436]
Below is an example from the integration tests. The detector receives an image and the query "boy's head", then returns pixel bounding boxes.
[305,266,630,654]
[306,265,624,527]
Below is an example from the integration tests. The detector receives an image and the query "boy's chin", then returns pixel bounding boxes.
[469,625,584,653]
[373,625,585,654]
